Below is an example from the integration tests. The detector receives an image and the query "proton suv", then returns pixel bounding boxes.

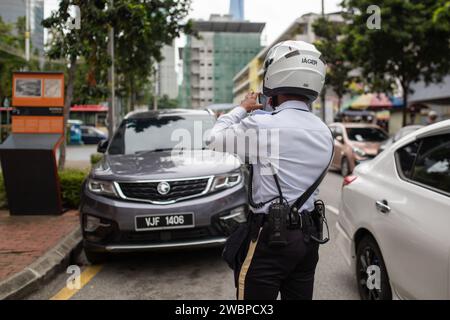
[80,109,248,263]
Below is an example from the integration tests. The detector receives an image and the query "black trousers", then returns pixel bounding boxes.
[234,218,320,300]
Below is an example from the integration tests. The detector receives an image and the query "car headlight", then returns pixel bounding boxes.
[352,147,367,158]
[87,178,117,196]
[210,171,242,191]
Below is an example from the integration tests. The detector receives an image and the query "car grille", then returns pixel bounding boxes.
[117,178,210,203]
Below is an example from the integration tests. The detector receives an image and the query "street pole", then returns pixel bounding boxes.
[153,65,159,111]
[107,0,115,136]
[25,0,30,63]
[320,0,326,122]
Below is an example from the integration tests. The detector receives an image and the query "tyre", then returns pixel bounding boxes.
[356,235,392,300]
[341,157,350,177]
[84,248,108,265]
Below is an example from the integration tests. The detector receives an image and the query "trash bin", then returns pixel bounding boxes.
[0,133,64,215]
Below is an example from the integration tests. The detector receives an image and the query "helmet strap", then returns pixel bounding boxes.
[271,95,279,108]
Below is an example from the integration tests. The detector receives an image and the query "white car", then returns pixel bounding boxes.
[336,120,450,300]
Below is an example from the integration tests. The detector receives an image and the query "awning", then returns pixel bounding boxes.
[351,93,392,110]
[71,105,108,112]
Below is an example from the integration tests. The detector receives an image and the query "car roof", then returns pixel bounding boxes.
[415,119,450,139]
[387,119,450,152]
[124,108,213,120]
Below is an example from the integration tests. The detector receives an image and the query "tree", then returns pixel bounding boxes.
[433,1,450,31]
[113,0,193,112]
[342,0,450,125]
[42,0,110,170]
[0,17,28,105]
[313,16,353,110]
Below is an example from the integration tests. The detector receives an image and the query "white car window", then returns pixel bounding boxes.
[411,134,450,195]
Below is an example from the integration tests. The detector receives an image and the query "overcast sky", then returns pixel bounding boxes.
[44,0,342,46]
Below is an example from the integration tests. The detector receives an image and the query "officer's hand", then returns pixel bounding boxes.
[241,92,263,113]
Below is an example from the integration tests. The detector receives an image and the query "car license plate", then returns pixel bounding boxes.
[135,213,194,231]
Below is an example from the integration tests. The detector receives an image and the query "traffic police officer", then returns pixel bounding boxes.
[209,41,333,300]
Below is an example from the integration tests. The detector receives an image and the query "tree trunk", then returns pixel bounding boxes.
[337,95,342,112]
[130,77,136,110]
[58,57,77,171]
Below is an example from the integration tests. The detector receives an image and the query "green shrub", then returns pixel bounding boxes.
[90,153,103,166]
[59,168,89,209]
[0,174,8,209]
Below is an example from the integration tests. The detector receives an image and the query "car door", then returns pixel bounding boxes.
[83,127,96,144]
[374,133,450,299]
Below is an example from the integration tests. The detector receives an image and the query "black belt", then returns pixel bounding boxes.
[249,209,315,230]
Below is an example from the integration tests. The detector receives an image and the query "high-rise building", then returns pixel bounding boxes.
[179,14,264,109]
[158,43,178,100]
[0,0,45,59]
[229,0,244,21]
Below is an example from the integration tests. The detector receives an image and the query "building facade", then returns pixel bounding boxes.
[229,0,244,21]
[158,43,178,100]
[0,0,44,59]
[179,14,264,109]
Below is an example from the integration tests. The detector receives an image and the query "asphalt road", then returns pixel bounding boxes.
[26,171,359,300]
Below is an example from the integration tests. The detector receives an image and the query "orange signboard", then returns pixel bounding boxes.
[12,72,64,107]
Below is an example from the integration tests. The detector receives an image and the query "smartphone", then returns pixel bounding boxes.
[257,93,273,112]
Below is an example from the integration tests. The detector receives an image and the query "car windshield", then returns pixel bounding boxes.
[346,128,388,142]
[108,115,215,155]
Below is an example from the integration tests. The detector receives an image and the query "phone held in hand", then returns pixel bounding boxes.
[257,93,273,112]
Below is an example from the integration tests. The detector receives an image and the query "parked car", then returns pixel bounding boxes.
[81,125,108,145]
[329,123,388,176]
[80,109,247,263]
[336,120,450,299]
[378,125,424,153]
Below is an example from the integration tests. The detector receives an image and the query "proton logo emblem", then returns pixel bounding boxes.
[157,181,170,195]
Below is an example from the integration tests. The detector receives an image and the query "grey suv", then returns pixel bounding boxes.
[80,109,248,263]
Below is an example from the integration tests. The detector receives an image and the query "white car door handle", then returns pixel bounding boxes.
[375,200,391,214]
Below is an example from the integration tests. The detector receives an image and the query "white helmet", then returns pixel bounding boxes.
[263,40,326,103]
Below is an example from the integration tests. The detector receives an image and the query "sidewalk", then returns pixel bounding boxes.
[0,210,81,299]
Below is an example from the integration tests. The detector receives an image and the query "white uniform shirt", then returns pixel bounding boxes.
[208,100,333,214]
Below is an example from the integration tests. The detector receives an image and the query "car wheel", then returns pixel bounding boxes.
[341,157,350,176]
[84,248,108,265]
[356,235,392,300]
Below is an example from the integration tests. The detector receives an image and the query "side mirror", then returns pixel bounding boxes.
[97,139,109,153]
[335,135,344,143]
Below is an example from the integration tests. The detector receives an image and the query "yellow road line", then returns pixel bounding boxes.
[50,265,103,300]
